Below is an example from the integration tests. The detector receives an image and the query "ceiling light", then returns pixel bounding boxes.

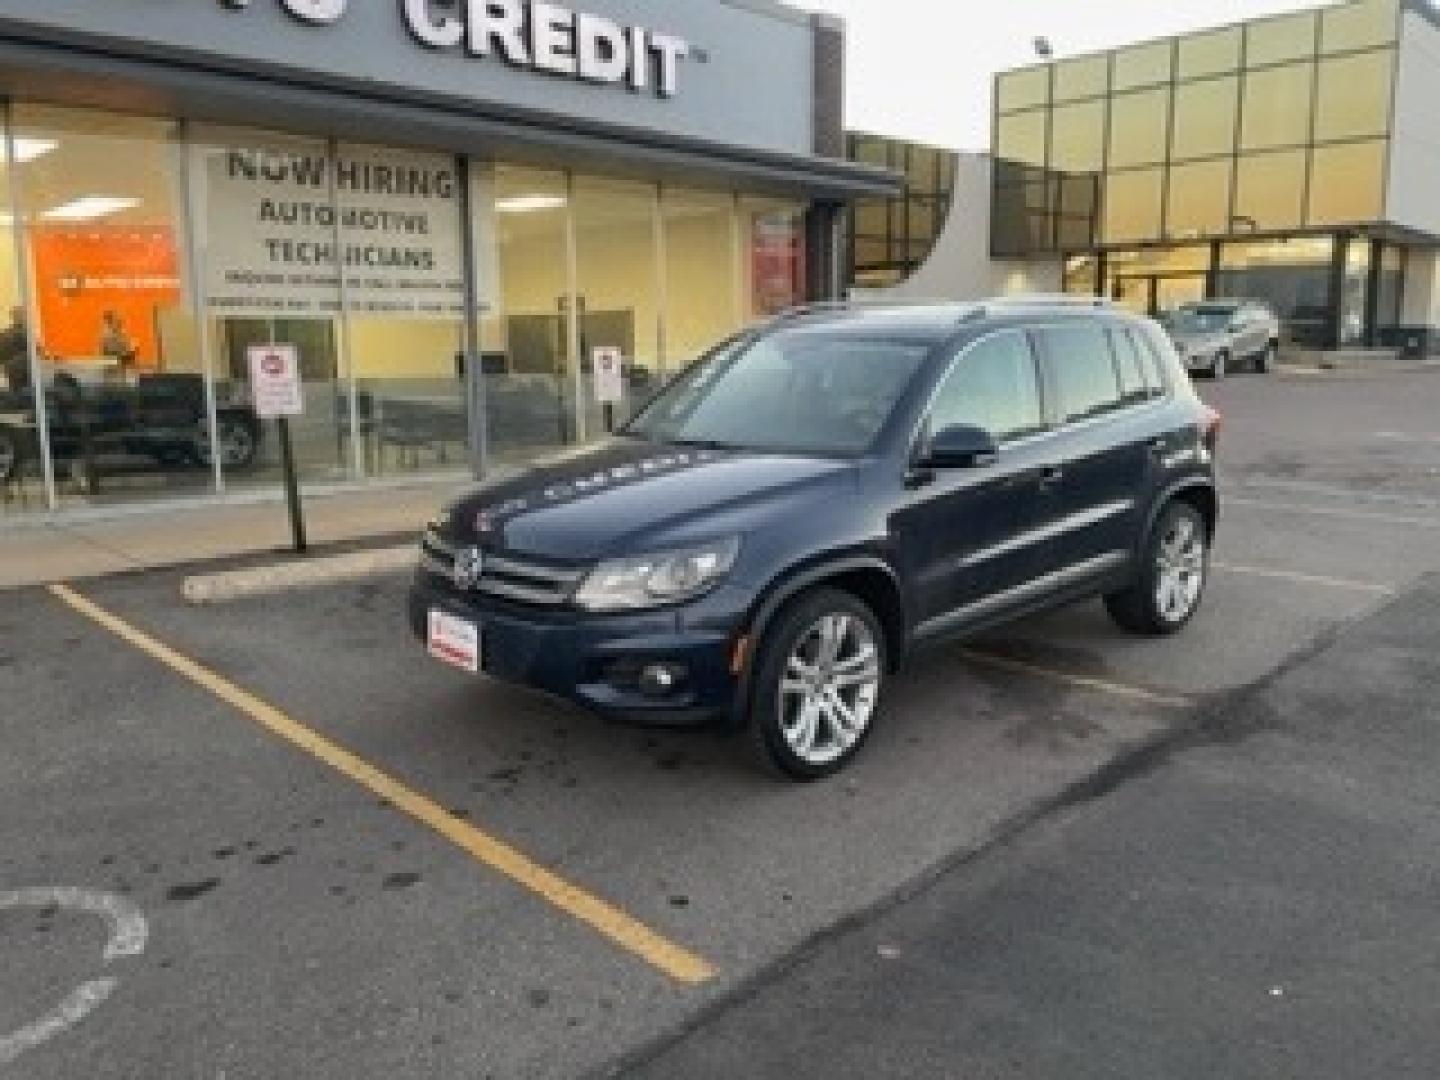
[41,196,140,221]
[496,194,567,214]
[12,138,58,163]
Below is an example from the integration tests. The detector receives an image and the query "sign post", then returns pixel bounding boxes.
[593,346,626,434]
[247,344,307,554]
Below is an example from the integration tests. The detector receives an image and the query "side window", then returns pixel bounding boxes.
[1136,324,1179,391]
[929,331,1044,443]
[1035,324,1123,424]
[1109,329,1151,403]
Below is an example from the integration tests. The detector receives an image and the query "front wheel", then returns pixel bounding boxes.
[1105,502,1210,636]
[197,416,259,470]
[747,589,887,781]
[0,427,21,483]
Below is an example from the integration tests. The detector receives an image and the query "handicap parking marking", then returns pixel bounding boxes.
[1212,562,1394,595]
[45,583,716,987]
[958,649,1193,710]
[0,887,148,1066]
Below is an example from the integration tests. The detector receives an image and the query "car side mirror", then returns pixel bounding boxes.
[921,424,999,469]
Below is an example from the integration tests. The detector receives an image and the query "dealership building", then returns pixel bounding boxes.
[884,0,1440,359]
[0,0,894,519]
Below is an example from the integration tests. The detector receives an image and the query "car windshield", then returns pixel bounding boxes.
[625,329,931,457]
[1171,307,1234,334]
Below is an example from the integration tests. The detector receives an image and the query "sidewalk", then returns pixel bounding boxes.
[0,478,463,590]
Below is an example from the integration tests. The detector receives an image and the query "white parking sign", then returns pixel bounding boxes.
[247,344,304,419]
[593,346,626,404]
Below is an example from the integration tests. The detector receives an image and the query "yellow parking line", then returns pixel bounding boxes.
[48,583,716,987]
[1212,561,1393,595]
[958,648,1192,709]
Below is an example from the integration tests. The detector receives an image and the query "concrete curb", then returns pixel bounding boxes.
[181,545,416,604]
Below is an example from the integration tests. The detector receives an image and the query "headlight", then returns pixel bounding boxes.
[575,538,741,611]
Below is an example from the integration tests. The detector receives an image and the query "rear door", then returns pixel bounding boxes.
[1028,322,1156,583]
[892,329,1053,633]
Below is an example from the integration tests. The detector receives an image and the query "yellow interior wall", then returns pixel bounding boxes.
[665,210,738,363]
[347,319,462,380]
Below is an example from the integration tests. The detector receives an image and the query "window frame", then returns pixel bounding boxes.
[910,328,1050,459]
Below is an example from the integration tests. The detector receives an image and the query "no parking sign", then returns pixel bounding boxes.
[247,344,304,419]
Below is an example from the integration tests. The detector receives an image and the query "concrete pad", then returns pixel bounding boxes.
[181,546,416,604]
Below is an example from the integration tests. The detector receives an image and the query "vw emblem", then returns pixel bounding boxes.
[452,547,485,591]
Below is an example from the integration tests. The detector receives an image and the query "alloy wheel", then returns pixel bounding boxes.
[777,612,881,766]
[1154,514,1206,624]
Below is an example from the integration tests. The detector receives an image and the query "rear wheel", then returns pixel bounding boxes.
[747,589,886,781]
[1255,342,1276,374]
[1209,350,1229,380]
[1106,502,1209,636]
[197,417,259,470]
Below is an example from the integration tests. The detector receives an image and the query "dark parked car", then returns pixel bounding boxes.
[411,299,1220,779]
[0,373,261,484]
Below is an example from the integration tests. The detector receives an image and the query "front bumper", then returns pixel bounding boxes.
[408,570,744,727]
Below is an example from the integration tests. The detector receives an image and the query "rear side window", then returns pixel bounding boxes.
[930,331,1044,442]
[1035,325,1123,423]
[1135,323,1181,391]
[1109,329,1151,403]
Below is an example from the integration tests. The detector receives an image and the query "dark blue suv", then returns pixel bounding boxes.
[410,300,1219,779]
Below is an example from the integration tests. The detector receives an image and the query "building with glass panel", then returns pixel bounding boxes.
[990,0,1437,352]
[0,1,895,521]
[844,132,959,290]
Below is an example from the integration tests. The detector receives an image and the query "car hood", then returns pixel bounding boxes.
[446,439,860,561]
[1169,329,1230,351]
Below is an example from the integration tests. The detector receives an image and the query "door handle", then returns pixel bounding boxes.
[1038,465,1065,488]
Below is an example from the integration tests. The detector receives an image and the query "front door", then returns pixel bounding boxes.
[892,330,1054,634]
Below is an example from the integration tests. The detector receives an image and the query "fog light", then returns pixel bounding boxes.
[639,663,687,698]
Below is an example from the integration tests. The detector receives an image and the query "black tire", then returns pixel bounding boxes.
[1255,342,1276,374]
[1209,350,1229,380]
[198,416,260,471]
[1105,502,1210,636]
[0,427,20,483]
[747,588,887,781]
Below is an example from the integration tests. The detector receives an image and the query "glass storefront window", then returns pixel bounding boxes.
[662,187,738,369]
[1171,77,1239,162]
[0,120,49,513]
[1233,150,1307,231]
[1245,11,1317,68]
[995,110,1047,170]
[1113,40,1173,91]
[1340,239,1371,346]
[1063,254,1100,296]
[1218,237,1334,347]
[1241,62,1314,151]
[1308,141,1387,227]
[1053,55,1109,102]
[1051,101,1106,175]
[1321,0,1398,55]
[1179,27,1242,79]
[334,142,466,479]
[996,67,1049,113]
[1109,87,1171,170]
[1315,51,1394,143]
[1102,169,1164,244]
[1375,244,1404,332]
[477,165,574,463]
[574,177,660,432]
[1166,159,1234,239]
[190,125,353,490]
[14,106,214,508]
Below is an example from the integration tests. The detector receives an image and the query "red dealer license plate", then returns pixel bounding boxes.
[427,610,480,674]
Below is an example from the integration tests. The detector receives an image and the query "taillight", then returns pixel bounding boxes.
[1201,406,1222,452]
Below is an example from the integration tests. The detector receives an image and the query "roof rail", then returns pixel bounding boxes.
[770,297,964,322]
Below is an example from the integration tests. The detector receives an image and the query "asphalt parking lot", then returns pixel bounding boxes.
[3,366,1439,1078]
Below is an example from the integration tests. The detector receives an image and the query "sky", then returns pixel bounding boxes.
[785,0,1318,150]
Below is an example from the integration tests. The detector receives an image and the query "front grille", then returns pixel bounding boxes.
[420,531,587,608]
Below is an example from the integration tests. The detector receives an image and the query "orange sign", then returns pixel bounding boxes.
[30,227,182,370]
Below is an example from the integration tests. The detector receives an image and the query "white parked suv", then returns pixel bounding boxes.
[1166,300,1281,379]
